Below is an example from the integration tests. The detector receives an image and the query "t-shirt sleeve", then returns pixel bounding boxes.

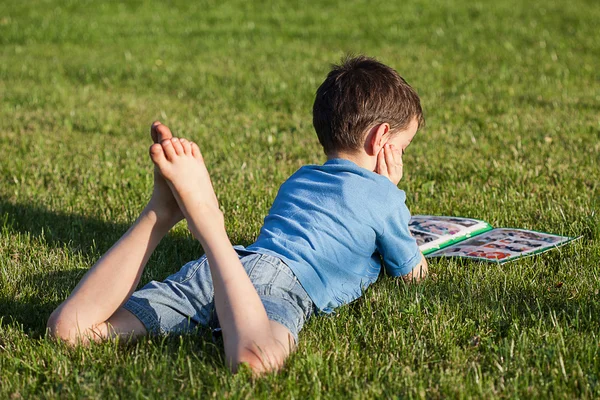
[376,188,422,277]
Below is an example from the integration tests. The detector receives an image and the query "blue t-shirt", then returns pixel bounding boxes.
[247,158,421,313]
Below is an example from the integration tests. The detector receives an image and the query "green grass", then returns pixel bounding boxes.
[1,0,599,397]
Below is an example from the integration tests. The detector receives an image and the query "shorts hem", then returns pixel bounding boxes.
[264,312,299,345]
[123,297,163,335]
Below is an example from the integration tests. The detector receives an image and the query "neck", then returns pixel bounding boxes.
[327,150,376,172]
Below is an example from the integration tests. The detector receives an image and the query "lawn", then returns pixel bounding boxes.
[1,0,599,398]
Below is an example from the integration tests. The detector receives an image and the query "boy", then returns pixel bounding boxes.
[47,56,428,374]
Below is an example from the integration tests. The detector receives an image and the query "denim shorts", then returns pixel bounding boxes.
[123,246,314,343]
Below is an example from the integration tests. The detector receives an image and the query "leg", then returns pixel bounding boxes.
[269,320,296,355]
[47,122,183,344]
[68,307,148,343]
[150,134,294,374]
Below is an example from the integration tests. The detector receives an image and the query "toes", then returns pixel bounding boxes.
[179,138,192,155]
[150,121,161,143]
[157,125,174,143]
[151,121,174,144]
[190,142,203,159]
[170,138,184,155]
[161,139,177,160]
[149,143,166,164]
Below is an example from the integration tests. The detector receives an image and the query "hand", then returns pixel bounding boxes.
[376,144,403,185]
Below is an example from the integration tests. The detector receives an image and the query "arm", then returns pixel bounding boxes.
[375,143,428,282]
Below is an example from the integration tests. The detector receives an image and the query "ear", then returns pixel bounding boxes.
[367,123,390,156]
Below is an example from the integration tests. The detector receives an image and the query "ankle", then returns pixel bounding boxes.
[141,205,182,230]
[185,206,226,241]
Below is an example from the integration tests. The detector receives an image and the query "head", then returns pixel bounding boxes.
[312,55,424,158]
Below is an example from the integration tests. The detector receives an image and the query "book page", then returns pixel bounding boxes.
[410,215,493,254]
[427,228,576,263]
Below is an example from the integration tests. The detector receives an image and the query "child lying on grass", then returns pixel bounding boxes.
[47,55,428,375]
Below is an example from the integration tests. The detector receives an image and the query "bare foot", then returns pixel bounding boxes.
[146,121,184,224]
[149,134,220,229]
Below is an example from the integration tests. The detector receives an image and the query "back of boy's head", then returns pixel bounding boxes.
[313,55,424,155]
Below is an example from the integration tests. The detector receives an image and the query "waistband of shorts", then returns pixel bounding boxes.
[234,245,285,265]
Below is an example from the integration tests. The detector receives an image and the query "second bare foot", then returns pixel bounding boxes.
[146,122,184,225]
[149,135,220,229]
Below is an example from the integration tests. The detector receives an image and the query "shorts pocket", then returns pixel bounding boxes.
[290,279,314,321]
[246,255,281,289]
[166,256,207,284]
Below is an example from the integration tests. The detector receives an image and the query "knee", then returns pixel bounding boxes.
[46,309,78,345]
[46,309,67,340]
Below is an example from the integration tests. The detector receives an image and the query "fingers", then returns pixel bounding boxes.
[390,144,403,166]
[384,144,395,169]
[389,144,403,183]
[377,144,404,184]
[377,147,387,176]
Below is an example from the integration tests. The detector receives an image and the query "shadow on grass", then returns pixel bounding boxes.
[0,197,251,339]
[0,269,87,337]
[0,196,192,258]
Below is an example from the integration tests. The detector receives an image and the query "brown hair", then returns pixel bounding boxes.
[312,55,424,155]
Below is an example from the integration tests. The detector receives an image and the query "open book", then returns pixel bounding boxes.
[410,215,578,263]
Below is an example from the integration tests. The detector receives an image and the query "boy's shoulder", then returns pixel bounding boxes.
[293,158,402,191]
[283,158,407,211]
